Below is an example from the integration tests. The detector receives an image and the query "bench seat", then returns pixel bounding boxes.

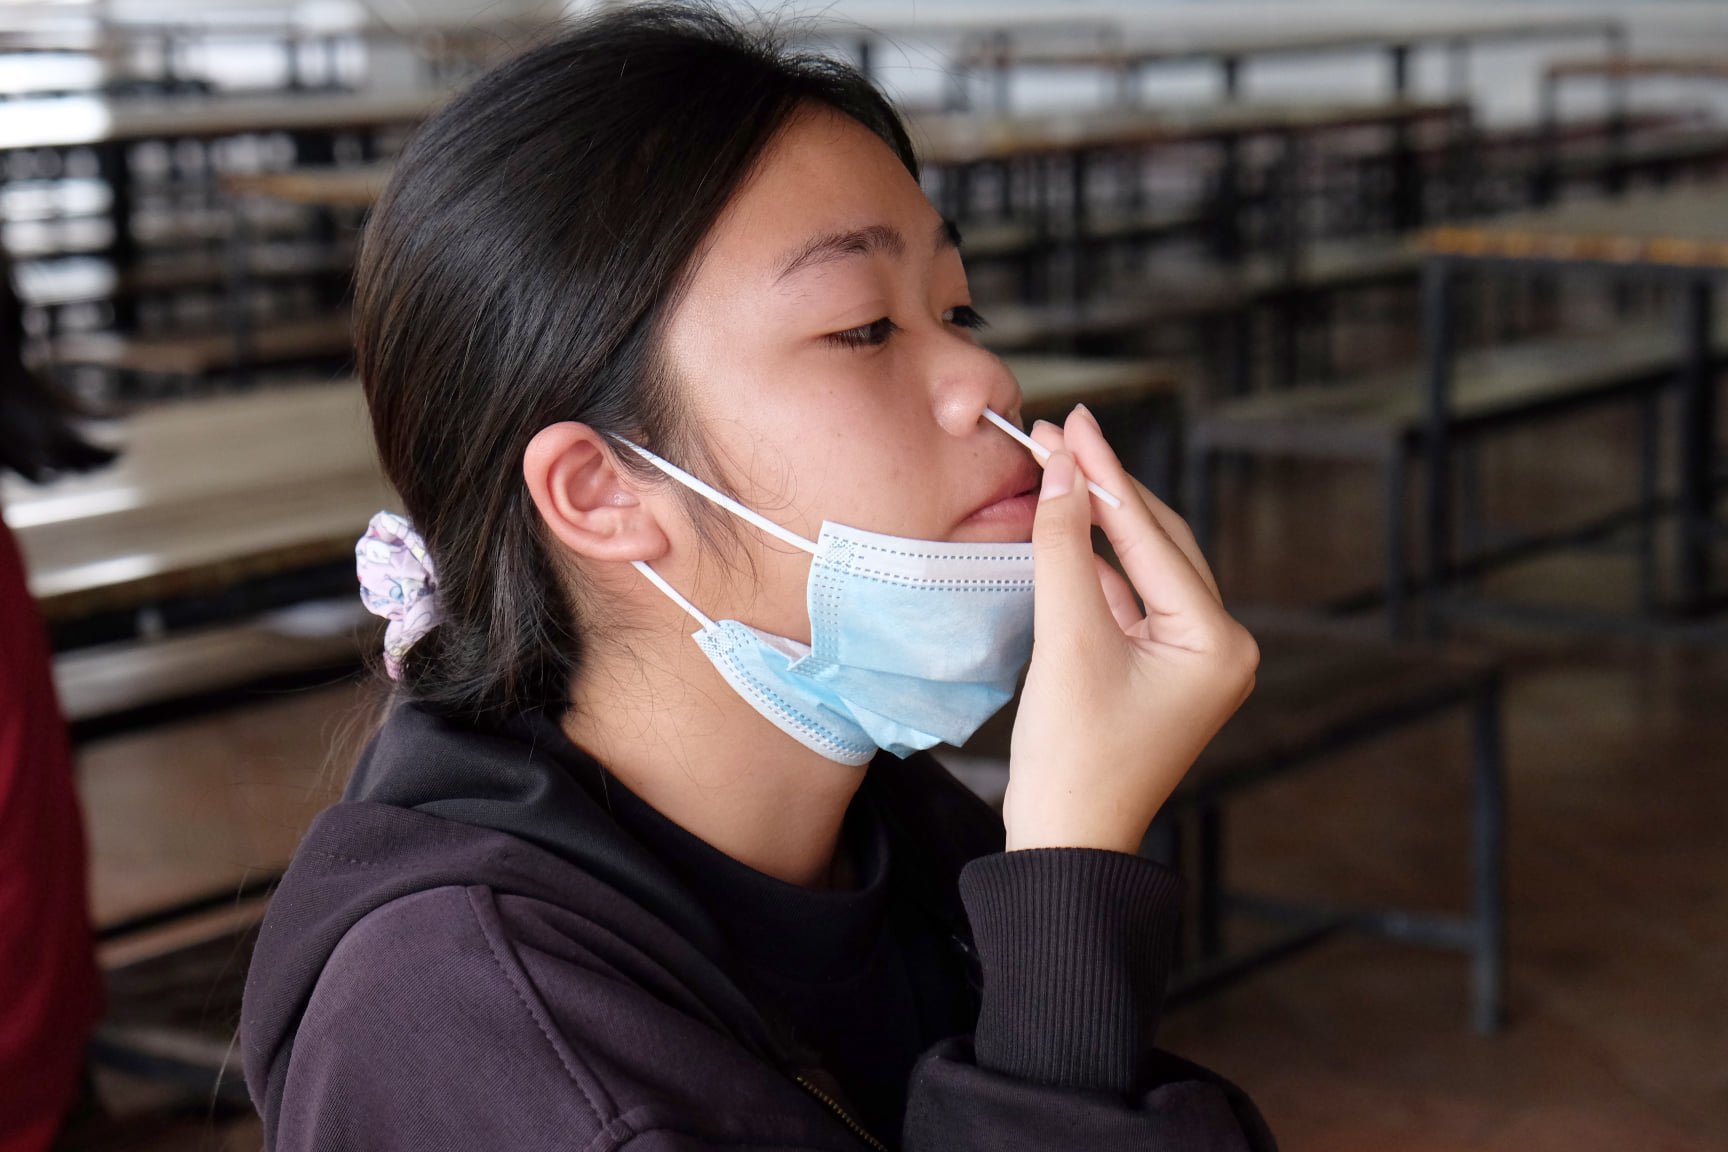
[981,238,1419,351]
[56,599,373,726]
[54,311,352,378]
[1192,319,1714,463]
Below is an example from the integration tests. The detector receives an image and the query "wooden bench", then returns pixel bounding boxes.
[944,615,1506,1032]
[56,599,373,731]
[1010,353,1183,413]
[13,245,352,311]
[123,243,355,295]
[1187,319,1720,625]
[8,378,390,624]
[94,922,261,1104]
[223,164,394,208]
[1010,354,1190,497]
[980,238,1420,395]
[53,310,352,384]
[0,90,448,152]
[1517,128,1728,204]
[980,238,1419,342]
[79,676,359,1101]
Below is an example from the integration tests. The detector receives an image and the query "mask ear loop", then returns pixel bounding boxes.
[631,560,717,630]
[616,437,819,631]
[618,438,819,555]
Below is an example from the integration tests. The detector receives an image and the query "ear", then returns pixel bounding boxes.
[523,423,670,563]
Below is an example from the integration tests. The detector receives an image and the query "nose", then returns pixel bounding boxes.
[930,340,1023,439]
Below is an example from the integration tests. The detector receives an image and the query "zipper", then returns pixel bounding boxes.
[794,1073,889,1152]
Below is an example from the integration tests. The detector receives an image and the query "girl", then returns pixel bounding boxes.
[240,7,1269,1150]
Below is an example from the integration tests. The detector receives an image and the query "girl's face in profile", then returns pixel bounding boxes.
[658,105,1040,644]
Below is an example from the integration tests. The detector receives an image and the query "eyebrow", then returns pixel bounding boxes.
[774,219,963,282]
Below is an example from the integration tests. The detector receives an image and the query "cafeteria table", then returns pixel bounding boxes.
[1420,183,1728,623]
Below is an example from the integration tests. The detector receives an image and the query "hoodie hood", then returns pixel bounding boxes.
[240,703,1001,1149]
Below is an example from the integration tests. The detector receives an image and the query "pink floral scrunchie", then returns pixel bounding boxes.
[356,510,441,680]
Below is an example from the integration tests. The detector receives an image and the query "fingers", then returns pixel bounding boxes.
[1060,407,1215,585]
[1030,450,1116,646]
[1093,554,1143,631]
[1056,407,1222,622]
[1121,471,1222,602]
[1029,419,1066,456]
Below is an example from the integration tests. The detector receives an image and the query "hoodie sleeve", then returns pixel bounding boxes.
[902,848,1278,1151]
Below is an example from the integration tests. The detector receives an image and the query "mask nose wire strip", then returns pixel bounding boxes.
[982,409,1123,509]
[631,560,717,630]
[618,438,820,555]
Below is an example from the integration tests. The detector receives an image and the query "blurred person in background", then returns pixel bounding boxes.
[0,260,111,1152]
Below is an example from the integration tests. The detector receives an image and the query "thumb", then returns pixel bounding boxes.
[1031,450,1111,643]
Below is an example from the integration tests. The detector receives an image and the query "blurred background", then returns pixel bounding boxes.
[3,1,1726,1149]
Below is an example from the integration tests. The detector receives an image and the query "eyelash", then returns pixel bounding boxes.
[825,305,990,349]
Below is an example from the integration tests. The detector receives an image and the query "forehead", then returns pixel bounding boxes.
[698,105,937,275]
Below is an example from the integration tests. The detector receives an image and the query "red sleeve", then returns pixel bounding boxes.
[0,520,100,1152]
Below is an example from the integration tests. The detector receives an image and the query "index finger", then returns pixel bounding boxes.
[1060,406,1224,616]
[1033,411,1220,601]
[1118,471,1222,603]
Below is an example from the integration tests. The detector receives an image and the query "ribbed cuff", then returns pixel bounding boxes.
[959,848,1183,1095]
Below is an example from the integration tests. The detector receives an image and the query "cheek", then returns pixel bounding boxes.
[760,399,951,538]
[668,321,960,541]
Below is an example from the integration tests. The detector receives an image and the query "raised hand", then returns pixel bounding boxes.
[1004,405,1259,855]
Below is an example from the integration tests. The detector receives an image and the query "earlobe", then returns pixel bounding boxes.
[523,423,670,563]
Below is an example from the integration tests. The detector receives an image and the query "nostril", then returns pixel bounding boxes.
[933,392,990,438]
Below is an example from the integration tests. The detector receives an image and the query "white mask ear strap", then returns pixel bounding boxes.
[619,439,819,555]
[632,560,717,630]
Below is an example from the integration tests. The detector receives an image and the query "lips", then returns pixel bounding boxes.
[961,457,1044,526]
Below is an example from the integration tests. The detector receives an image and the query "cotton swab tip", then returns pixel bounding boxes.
[982,409,1123,509]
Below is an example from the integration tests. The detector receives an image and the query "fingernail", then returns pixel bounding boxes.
[1041,451,1074,500]
[1031,419,1056,435]
[1074,402,1100,429]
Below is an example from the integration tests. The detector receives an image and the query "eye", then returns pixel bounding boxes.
[827,316,900,349]
[944,304,989,331]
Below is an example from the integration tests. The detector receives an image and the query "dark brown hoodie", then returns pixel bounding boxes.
[240,703,1275,1151]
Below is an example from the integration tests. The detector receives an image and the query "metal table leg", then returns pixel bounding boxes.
[1422,256,1458,636]
[1188,443,1219,555]
[1069,148,1090,303]
[1471,677,1506,1034]
[1388,44,1422,230]
[1638,390,1661,613]
[1678,276,1716,613]
[1386,446,1410,636]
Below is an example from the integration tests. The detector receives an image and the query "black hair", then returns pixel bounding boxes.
[358,2,917,725]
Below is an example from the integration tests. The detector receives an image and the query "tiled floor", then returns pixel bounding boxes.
[70,409,1728,1149]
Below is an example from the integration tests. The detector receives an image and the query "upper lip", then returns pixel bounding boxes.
[963,455,1044,522]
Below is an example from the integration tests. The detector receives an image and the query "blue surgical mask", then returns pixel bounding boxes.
[623,439,1037,766]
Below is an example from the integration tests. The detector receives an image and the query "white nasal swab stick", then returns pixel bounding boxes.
[982,409,1122,509]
